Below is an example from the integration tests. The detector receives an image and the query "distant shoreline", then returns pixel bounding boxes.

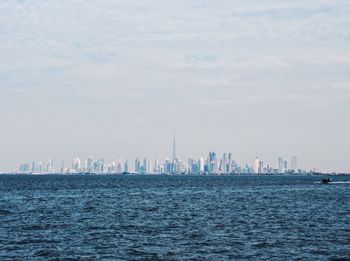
[0,172,349,176]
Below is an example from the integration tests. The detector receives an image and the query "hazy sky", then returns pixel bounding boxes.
[1,0,350,172]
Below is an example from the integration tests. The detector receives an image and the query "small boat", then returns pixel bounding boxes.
[321,177,332,184]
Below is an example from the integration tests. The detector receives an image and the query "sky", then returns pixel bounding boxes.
[0,0,350,172]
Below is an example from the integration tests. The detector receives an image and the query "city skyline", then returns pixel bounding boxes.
[6,129,306,174]
[9,133,319,174]
[0,130,346,173]
[1,0,349,173]
[18,153,302,175]
[14,131,305,174]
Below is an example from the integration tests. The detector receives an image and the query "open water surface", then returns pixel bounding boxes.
[0,175,350,260]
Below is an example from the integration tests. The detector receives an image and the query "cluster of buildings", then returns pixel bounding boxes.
[253,156,299,174]
[19,154,302,175]
[18,134,305,175]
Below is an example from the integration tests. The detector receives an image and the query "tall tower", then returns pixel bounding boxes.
[254,157,259,174]
[291,156,298,171]
[278,157,283,173]
[172,130,176,162]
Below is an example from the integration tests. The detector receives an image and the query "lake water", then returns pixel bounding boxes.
[0,175,349,260]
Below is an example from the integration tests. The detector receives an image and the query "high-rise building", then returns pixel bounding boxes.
[31,161,36,172]
[124,160,129,173]
[254,157,259,174]
[172,130,176,162]
[117,162,123,173]
[142,158,147,173]
[61,160,65,173]
[72,157,81,172]
[198,157,205,173]
[48,158,54,172]
[174,159,182,173]
[208,152,217,174]
[19,163,30,173]
[228,153,233,173]
[291,156,298,171]
[147,160,151,173]
[100,160,104,173]
[283,160,288,173]
[278,157,283,173]
[188,159,194,174]
[154,156,159,173]
[38,162,43,173]
[135,158,141,173]
[222,153,227,173]
[190,159,199,174]
[259,161,264,174]
[85,158,91,172]
[165,158,171,174]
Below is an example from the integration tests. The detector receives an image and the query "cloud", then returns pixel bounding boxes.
[0,0,350,171]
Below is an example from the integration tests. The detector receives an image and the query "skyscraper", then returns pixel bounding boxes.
[87,157,93,172]
[48,158,54,172]
[222,153,227,173]
[154,156,159,173]
[124,160,129,173]
[291,156,298,171]
[61,160,65,173]
[208,152,217,174]
[72,157,81,172]
[198,157,205,173]
[165,158,171,174]
[31,161,35,172]
[283,160,288,173]
[228,153,233,173]
[254,157,259,174]
[172,130,176,162]
[259,161,264,174]
[135,158,141,173]
[143,158,147,173]
[278,157,284,173]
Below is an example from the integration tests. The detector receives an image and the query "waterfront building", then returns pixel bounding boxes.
[228,153,233,173]
[117,162,123,173]
[86,157,93,172]
[31,161,35,172]
[254,157,259,174]
[19,163,30,173]
[165,158,171,174]
[135,158,141,173]
[154,156,159,173]
[258,161,264,174]
[61,160,65,173]
[124,161,129,173]
[278,157,283,173]
[208,152,217,174]
[48,158,54,173]
[283,160,288,173]
[142,158,147,173]
[291,156,298,172]
[72,157,81,172]
[172,131,176,162]
[199,157,205,173]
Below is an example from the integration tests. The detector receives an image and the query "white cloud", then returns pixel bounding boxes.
[0,0,350,171]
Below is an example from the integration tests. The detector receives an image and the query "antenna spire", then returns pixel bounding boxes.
[172,130,176,162]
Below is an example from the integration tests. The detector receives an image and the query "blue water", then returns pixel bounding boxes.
[0,175,349,260]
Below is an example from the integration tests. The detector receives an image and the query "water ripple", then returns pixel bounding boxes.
[0,175,350,260]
